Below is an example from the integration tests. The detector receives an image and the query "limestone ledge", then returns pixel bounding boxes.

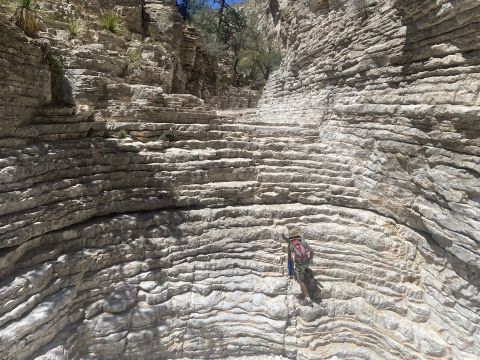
[0,17,50,130]
[0,102,478,359]
[1,204,478,359]
[34,0,258,110]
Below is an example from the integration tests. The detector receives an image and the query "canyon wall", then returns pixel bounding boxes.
[0,0,479,359]
[258,0,480,358]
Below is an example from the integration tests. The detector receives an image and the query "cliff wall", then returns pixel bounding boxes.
[0,0,479,359]
[257,0,480,358]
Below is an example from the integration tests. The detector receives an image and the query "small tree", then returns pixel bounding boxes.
[216,0,227,27]
[184,0,282,85]
[237,29,282,81]
[217,6,246,44]
[189,2,227,58]
[212,6,248,82]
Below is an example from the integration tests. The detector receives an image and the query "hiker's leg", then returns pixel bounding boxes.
[295,263,311,300]
[299,280,311,299]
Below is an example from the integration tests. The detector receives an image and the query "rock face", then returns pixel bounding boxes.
[0,1,479,360]
[0,17,51,145]
[34,0,257,112]
[257,0,480,358]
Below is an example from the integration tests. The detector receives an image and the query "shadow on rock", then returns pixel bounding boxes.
[304,268,323,303]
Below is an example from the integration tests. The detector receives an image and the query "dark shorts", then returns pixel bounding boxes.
[294,260,311,281]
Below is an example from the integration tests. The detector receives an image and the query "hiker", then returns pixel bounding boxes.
[287,235,314,306]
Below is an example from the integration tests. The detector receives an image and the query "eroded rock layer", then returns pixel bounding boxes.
[258,0,480,358]
[0,0,479,359]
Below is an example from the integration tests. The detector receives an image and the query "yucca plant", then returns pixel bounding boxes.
[67,18,85,39]
[11,0,39,37]
[100,11,120,34]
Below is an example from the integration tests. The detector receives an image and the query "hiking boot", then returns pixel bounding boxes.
[299,298,313,306]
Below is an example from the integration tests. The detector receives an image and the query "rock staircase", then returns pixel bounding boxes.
[1,102,465,359]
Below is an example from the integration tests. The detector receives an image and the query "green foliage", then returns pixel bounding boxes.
[118,129,127,139]
[126,48,142,67]
[189,5,227,57]
[237,31,282,81]
[9,0,39,37]
[67,18,85,39]
[46,53,63,76]
[189,2,248,54]
[217,6,247,45]
[187,1,282,85]
[162,127,176,142]
[100,11,121,34]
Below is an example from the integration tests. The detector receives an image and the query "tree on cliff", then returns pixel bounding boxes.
[237,28,281,81]
[187,0,247,56]
[177,0,282,86]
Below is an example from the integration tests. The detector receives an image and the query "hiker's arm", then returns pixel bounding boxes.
[287,244,294,277]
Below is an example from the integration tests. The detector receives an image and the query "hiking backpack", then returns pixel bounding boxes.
[289,236,312,263]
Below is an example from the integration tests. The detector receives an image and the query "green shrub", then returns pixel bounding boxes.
[162,127,176,142]
[167,187,181,203]
[126,48,141,67]
[10,0,39,37]
[100,11,121,34]
[186,2,281,85]
[67,18,85,38]
[238,44,282,81]
[45,52,63,75]
[118,129,127,139]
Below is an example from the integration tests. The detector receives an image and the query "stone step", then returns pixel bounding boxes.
[32,123,94,139]
[257,172,355,186]
[30,113,93,124]
[32,107,76,117]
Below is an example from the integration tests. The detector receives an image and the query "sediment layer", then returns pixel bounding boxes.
[1,0,479,359]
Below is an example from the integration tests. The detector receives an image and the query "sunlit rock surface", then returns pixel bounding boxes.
[258,0,480,358]
[0,0,479,359]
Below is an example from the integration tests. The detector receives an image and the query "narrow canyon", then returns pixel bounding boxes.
[0,0,479,359]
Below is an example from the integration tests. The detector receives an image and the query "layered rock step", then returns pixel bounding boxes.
[2,204,475,360]
[1,0,480,359]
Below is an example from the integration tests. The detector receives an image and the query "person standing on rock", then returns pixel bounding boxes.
[287,235,314,306]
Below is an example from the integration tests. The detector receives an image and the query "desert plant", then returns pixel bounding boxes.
[162,127,176,142]
[100,11,121,34]
[117,129,127,139]
[126,48,141,67]
[45,53,62,74]
[166,187,181,203]
[237,42,282,81]
[67,18,85,38]
[10,0,39,37]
